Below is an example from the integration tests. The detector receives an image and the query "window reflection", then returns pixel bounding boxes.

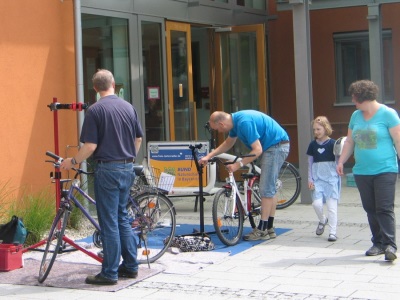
[142,21,166,141]
[82,14,131,105]
[334,30,393,104]
[236,0,266,10]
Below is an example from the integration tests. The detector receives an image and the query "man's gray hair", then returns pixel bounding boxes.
[92,69,114,92]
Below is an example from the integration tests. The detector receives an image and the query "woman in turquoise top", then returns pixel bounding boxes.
[337,80,400,262]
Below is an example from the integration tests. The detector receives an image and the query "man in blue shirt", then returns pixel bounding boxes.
[199,110,289,240]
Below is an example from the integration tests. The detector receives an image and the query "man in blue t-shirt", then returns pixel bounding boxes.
[61,69,143,284]
[199,110,289,240]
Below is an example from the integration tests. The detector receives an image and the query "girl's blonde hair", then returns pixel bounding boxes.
[312,116,333,136]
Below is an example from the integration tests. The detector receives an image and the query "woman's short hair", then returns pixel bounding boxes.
[348,80,379,103]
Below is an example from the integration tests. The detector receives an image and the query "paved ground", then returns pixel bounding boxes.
[2,179,400,299]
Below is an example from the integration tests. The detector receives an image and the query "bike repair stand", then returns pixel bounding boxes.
[23,98,101,262]
[185,144,215,236]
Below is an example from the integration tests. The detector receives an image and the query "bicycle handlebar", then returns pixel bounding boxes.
[189,143,203,150]
[45,151,94,176]
[208,153,256,165]
[46,151,62,161]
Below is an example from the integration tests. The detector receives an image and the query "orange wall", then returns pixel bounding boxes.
[0,0,77,199]
[268,3,400,164]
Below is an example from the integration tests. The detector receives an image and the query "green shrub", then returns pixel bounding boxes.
[8,189,55,246]
[0,180,16,222]
[68,204,84,230]
[1,173,94,245]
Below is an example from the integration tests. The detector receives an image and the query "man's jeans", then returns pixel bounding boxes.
[259,143,290,198]
[94,162,138,280]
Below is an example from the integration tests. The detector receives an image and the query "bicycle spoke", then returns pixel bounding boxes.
[212,188,243,246]
[127,192,176,264]
[276,162,301,209]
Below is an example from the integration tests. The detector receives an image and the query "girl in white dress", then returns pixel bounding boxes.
[307,116,340,242]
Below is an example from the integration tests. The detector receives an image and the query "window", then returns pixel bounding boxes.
[236,0,266,10]
[334,30,393,104]
[82,15,131,105]
[141,21,166,141]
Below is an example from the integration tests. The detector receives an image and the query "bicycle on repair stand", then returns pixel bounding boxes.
[38,151,176,283]
[208,154,261,246]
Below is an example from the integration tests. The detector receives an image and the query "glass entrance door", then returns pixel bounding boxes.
[215,24,267,155]
[215,24,267,113]
[166,21,197,141]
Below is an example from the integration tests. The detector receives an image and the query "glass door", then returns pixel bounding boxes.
[166,21,197,141]
[214,24,267,154]
[141,21,167,142]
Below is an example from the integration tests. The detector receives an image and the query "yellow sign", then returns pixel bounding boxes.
[148,141,209,189]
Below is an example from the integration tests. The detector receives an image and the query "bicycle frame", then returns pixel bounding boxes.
[38,151,177,283]
[225,168,261,220]
[225,171,247,215]
[57,178,103,262]
[214,154,257,217]
[58,170,176,262]
[66,180,100,233]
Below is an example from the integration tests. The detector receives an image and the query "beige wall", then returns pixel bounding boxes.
[0,0,76,200]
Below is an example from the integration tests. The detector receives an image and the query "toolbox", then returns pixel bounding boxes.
[0,244,23,271]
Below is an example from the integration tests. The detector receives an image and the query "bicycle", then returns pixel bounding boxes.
[38,151,176,283]
[204,121,301,210]
[208,154,261,246]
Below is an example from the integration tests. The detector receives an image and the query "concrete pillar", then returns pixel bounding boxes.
[367,4,384,101]
[290,0,313,204]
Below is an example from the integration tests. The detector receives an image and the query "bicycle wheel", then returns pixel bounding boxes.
[38,207,70,283]
[127,192,176,264]
[212,188,244,246]
[276,162,301,209]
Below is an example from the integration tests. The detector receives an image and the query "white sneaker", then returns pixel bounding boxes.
[328,234,337,242]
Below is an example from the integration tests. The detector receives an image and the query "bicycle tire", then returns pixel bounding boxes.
[127,192,176,264]
[212,188,244,246]
[276,161,301,209]
[38,207,70,283]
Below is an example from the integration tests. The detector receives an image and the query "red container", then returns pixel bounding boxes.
[0,244,23,272]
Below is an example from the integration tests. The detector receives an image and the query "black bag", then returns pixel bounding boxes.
[0,215,28,245]
[170,235,215,252]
